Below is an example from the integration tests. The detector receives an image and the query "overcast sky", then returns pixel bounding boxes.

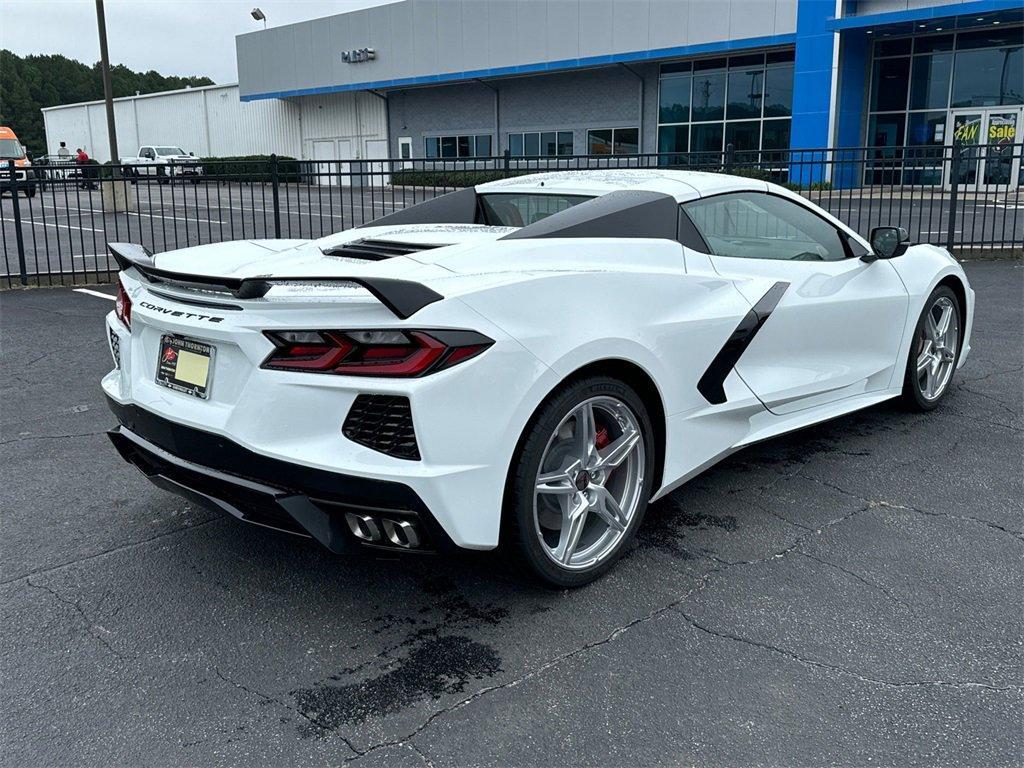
[1,0,397,83]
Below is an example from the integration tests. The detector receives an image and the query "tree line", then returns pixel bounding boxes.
[0,49,213,156]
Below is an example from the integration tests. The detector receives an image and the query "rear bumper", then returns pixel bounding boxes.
[106,397,457,554]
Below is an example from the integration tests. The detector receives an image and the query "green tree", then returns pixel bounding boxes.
[0,50,213,156]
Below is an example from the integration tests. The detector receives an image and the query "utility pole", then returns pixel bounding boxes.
[95,0,118,168]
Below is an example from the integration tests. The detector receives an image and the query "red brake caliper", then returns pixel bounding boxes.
[595,424,611,450]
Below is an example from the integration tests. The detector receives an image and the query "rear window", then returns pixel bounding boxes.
[479,193,592,227]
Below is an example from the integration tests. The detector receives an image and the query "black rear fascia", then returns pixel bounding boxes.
[105,398,458,552]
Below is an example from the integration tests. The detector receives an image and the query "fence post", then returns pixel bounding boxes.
[270,153,281,239]
[946,145,961,252]
[7,164,28,286]
[724,143,735,174]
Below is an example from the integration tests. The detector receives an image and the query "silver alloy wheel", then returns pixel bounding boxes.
[533,396,646,571]
[916,295,960,401]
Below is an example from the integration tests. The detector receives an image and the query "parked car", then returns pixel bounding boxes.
[120,145,203,182]
[102,170,975,587]
[0,126,36,197]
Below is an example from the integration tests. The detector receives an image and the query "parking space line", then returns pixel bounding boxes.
[1,216,103,233]
[73,288,116,301]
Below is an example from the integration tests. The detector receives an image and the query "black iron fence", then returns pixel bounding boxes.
[2,143,1021,288]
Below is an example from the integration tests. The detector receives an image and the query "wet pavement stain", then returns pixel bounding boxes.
[291,635,501,734]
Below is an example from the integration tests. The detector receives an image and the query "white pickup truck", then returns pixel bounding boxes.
[120,145,203,182]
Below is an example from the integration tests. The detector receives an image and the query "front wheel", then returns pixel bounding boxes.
[505,376,655,588]
[902,285,962,411]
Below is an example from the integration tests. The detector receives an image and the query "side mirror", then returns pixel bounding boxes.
[868,226,910,259]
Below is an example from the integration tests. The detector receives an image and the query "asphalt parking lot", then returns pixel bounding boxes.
[1,260,1021,766]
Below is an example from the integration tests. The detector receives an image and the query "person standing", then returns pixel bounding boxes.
[57,141,70,159]
[75,147,96,189]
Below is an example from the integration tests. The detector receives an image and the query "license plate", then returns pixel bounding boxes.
[156,335,214,399]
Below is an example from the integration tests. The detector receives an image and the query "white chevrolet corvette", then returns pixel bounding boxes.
[103,170,974,586]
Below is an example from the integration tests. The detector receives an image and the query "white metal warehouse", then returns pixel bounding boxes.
[41,83,388,168]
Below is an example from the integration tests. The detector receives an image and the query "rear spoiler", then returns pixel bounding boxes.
[107,242,443,320]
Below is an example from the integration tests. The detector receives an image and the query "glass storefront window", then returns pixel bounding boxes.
[658,125,689,154]
[761,120,791,150]
[425,135,494,158]
[726,69,763,119]
[613,128,639,154]
[725,121,760,154]
[658,49,794,161]
[659,76,691,123]
[524,132,540,156]
[952,46,1024,107]
[764,65,794,117]
[587,129,613,155]
[692,71,726,122]
[909,53,952,110]
[868,113,906,151]
[509,131,574,157]
[557,132,574,156]
[691,123,724,154]
[907,111,947,146]
[586,128,637,155]
[871,57,910,112]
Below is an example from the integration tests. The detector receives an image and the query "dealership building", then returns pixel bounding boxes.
[44,0,1023,185]
[235,0,1021,168]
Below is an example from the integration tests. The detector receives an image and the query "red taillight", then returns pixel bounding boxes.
[115,279,132,329]
[261,329,492,377]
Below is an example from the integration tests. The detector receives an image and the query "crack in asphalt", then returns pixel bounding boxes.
[25,577,124,660]
[341,498,882,764]
[340,571,723,765]
[213,668,362,757]
[677,610,1023,693]
[797,473,1024,542]
[0,430,107,446]
[1,516,220,587]
[799,551,912,611]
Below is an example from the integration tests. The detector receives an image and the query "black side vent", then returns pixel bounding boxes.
[343,395,420,460]
[323,239,443,261]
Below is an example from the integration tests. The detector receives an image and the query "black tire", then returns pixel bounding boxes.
[24,186,36,198]
[504,375,656,588]
[901,285,962,412]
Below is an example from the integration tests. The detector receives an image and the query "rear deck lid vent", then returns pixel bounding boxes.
[323,239,443,261]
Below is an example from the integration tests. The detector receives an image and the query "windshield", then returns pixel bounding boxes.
[479,193,592,227]
[155,147,187,156]
[0,138,26,160]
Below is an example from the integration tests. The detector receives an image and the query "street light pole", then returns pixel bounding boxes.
[95,0,119,169]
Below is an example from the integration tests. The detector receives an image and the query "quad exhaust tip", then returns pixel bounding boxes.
[345,512,422,550]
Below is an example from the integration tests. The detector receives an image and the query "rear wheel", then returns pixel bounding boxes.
[505,376,655,588]
[902,285,962,411]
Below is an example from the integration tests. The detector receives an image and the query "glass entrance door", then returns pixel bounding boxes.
[948,109,1022,190]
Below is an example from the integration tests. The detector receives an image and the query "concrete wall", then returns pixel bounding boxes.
[42,85,302,162]
[237,0,798,100]
[386,63,661,156]
[850,0,975,15]
[41,85,388,163]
